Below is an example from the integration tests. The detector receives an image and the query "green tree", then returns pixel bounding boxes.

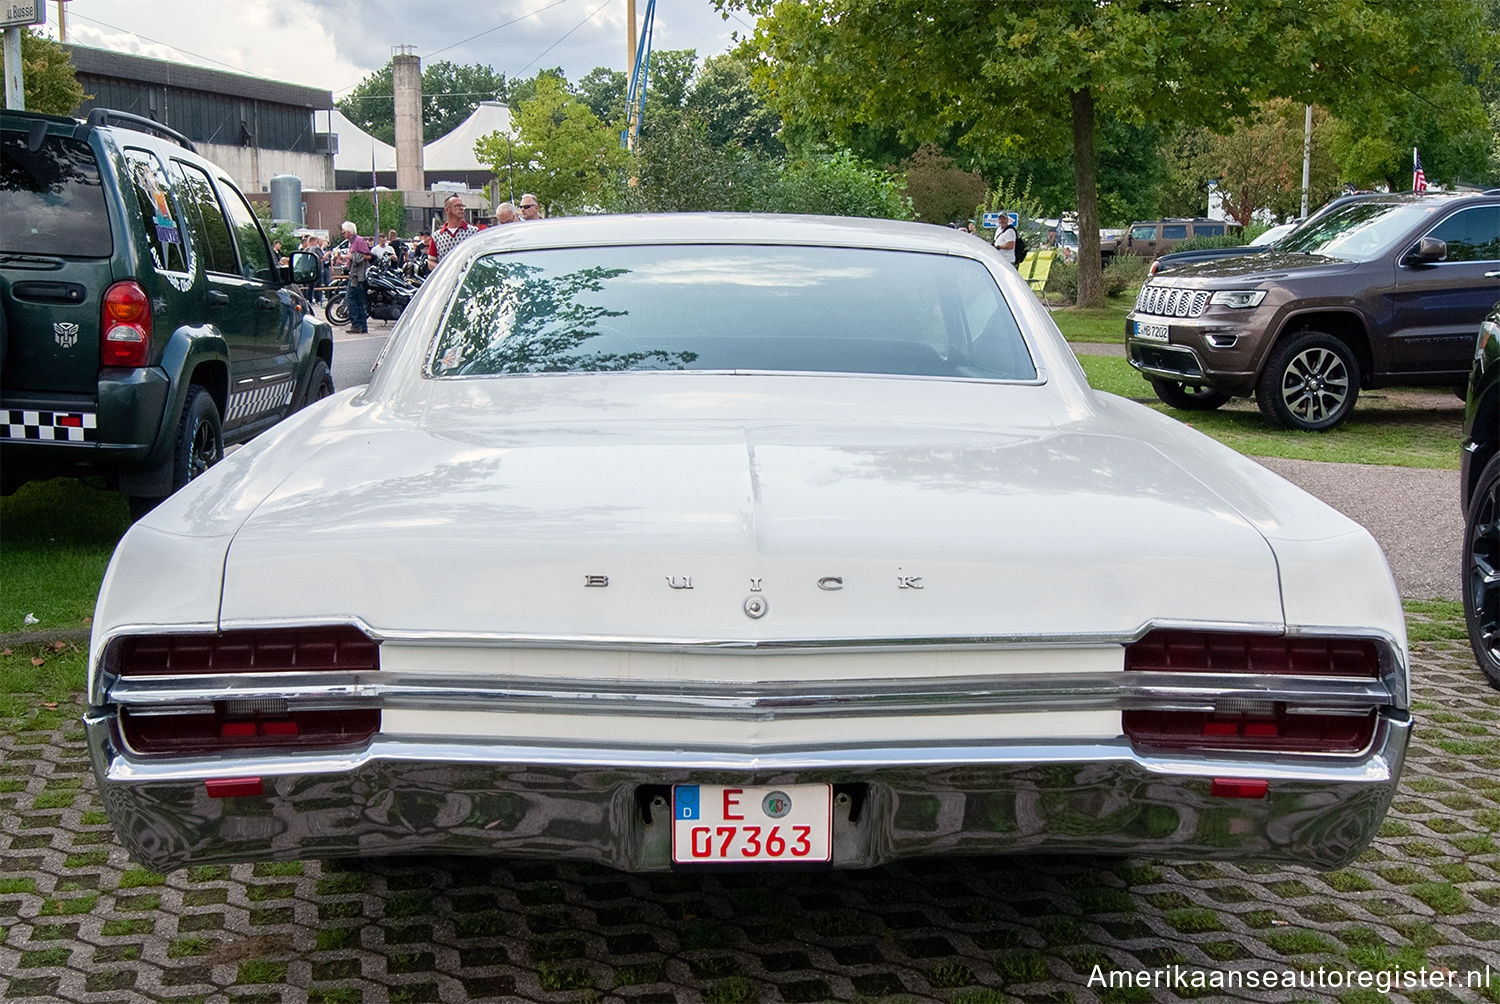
[343,191,405,236]
[574,67,626,122]
[902,145,987,224]
[0,28,85,114]
[685,52,783,154]
[766,150,912,219]
[728,0,1499,306]
[337,60,509,145]
[1185,101,1341,224]
[476,75,628,216]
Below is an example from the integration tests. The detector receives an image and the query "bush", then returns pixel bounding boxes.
[1103,253,1148,296]
[1169,234,1247,254]
[1044,259,1078,301]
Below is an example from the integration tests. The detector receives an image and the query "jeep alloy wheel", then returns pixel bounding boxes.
[1256,331,1361,431]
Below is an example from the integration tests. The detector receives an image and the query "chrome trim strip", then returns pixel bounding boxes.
[92,713,1405,781]
[106,670,1396,718]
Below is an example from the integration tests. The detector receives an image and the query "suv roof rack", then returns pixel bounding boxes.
[79,108,197,153]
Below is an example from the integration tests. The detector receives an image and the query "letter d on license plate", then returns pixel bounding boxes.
[672,784,832,864]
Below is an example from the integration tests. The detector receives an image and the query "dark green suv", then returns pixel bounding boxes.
[1,108,334,515]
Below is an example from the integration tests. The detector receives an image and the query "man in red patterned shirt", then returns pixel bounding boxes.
[425,194,480,270]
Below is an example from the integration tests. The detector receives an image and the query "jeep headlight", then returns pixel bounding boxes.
[1209,290,1266,309]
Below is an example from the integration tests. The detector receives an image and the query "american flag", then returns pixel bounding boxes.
[1413,148,1427,192]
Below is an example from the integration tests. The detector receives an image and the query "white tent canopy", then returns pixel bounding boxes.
[422,101,514,174]
[330,108,397,174]
[330,102,513,180]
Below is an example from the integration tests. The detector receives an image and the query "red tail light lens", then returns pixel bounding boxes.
[1124,631,1380,677]
[100,280,152,367]
[115,626,380,754]
[123,708,379,754]
[1122,631,1381,754]
[116,626,379,676]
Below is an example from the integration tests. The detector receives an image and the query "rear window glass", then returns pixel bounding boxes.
[428,245,1036,382]
[0,128,112,257]
[1162,225,1188,239]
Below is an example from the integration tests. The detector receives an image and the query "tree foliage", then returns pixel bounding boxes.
[902,145,987,225]
[0,28,85,115]
[337,60,510,145]
[343,190,405,236]
[1186,101,1341,224]
[574,67,627,122]
[684,52,783,154]
[476,75,627,216]
[727,0,1499,305]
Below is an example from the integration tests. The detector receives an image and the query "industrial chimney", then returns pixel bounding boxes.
[392,46,424,195]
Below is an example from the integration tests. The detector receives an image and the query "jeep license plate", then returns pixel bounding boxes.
[672,784,832,864]
[1135,321,1170,342]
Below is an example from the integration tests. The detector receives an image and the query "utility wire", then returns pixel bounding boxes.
[424,0,576,60]
[514,0,618,77]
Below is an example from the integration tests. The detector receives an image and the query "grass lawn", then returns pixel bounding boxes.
[1,479,129,636]
[1077,354,1465,470]
[1047,301,1133,342]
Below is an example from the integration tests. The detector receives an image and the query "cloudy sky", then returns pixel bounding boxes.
[36,0,752,100]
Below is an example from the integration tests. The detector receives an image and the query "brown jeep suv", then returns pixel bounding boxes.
[1101,218,1228,263]
[1125,192,1500,430]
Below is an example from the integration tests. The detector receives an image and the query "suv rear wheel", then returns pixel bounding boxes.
[1256,330,1361,431]
[128,385,222,520]
[1463,452,1500,689]
[1147,378,1229,411]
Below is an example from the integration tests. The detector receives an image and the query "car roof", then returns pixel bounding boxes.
[445,213,994,258]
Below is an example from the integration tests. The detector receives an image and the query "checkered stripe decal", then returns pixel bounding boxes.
[226,379,295,423]
[1,410,98,444]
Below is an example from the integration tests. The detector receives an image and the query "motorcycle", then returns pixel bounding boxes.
[324,260,419,326]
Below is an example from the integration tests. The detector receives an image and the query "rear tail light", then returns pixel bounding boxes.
[115,627,379,754]
[1122,630,1380,755]
[100,280,152,367]
[123,708,379,755]
[116,626,379,676]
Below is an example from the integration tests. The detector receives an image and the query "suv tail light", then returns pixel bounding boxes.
[100,280,152,367]
[115,626,379,754]
[1122,630,1381,755]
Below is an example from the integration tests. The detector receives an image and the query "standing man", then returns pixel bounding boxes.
[494,202,520,225]
[518,193,542,221]
[993,213,1017,266]
[341,221,372,334]
[426,193,481,269]
[387,229,406,267]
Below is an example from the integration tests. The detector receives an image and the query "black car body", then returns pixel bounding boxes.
[1462,300,1500,689]
[1125,192,1500,430]
[1,109,334,512]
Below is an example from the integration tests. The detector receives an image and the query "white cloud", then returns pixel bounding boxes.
[44,0,743,97]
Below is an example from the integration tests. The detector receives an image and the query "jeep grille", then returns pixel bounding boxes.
[1135,285,1210,318]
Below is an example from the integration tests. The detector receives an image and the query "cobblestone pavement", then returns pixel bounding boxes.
[2,638,1497,1004]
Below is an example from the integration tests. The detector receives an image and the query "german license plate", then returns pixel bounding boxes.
[672,784,832,864]
[1135,320,1170,342]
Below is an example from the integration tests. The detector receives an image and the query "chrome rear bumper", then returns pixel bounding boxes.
[87,711,1409,873]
